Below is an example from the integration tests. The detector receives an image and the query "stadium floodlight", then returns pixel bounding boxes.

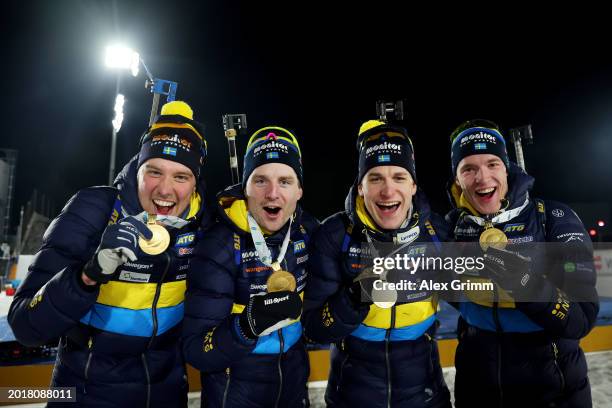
[108,93,125,184]
[105,45,140,77]
[112,94,125,132]
[103,44,178,183]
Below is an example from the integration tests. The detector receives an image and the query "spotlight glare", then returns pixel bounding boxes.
[112,94,125,132]
[105,45,140,76]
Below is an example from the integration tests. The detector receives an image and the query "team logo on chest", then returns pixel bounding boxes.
[175,232,195,247]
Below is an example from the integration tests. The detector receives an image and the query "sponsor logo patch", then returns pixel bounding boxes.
[503,223,525,233]
[293,240,306,253]
[552,209,565,218]
[459,131,498,146]
[175,232,195,247]
[507,236,534,244]
[119,271,151,283]
[178,247,194,256]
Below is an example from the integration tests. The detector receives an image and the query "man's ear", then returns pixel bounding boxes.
[297,187,303,201]
[357,183,364,196]
[455,177,461,187]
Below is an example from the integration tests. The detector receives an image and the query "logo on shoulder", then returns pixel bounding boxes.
[551,209,565,218]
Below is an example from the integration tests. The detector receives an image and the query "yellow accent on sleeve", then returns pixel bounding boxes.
[231,303,246,314]
[97,280,187,310]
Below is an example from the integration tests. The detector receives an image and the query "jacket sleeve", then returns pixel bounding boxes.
[302,214,368,344]
[516,201,599,339]
[182,224,256,373]
[8,188,114,346]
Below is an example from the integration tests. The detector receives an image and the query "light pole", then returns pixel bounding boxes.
[108,93,125,184]
[104,45,179,184]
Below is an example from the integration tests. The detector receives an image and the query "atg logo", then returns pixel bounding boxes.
[293,240,306,253]
[503,223,525,233]
[175,232,195,247]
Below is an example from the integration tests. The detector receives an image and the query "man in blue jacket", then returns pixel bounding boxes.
[302,120,452,408]
[182,126,318,407]
[446,119,599,407]
[9,101,211,407]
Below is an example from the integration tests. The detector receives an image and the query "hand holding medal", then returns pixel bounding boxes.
[138,214,170,255]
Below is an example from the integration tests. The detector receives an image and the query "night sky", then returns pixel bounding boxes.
[2,2,612,231]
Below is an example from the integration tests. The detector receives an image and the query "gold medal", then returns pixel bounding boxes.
[372,287,397,309]
[479,226,508,251]
[138,214,170,255]
[266,270,297,292]
[353,267,397,308]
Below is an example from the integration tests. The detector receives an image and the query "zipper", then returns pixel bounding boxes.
[83,337,93,395]
[492,286,503,408]
[424,332,434,375]
[141,353,151,408]
[385,305,396,408]
[551,342,566,394]
[337,341,349,392]
[274,329,285,408]
[222,367,231,408]
[147,252,171,349]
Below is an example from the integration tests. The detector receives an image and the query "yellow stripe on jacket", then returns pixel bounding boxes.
[97,280,187,310]
[362,299,436,329]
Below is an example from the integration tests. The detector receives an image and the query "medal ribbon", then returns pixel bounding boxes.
[247,212,292,271]
[465,196,530,227]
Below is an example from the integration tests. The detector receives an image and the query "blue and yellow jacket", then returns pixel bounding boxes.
[182,184,319,407]
[302,183,452,408]
[8,155,211,408]
[446,163,599,406]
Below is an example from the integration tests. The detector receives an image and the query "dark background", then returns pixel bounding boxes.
[2,1,612,230]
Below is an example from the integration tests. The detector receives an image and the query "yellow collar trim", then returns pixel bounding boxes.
[186,192,201,219]
[223,199,250,233]
[356,195,381,232]
[451,182,479,216]
[221,198,275,235]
